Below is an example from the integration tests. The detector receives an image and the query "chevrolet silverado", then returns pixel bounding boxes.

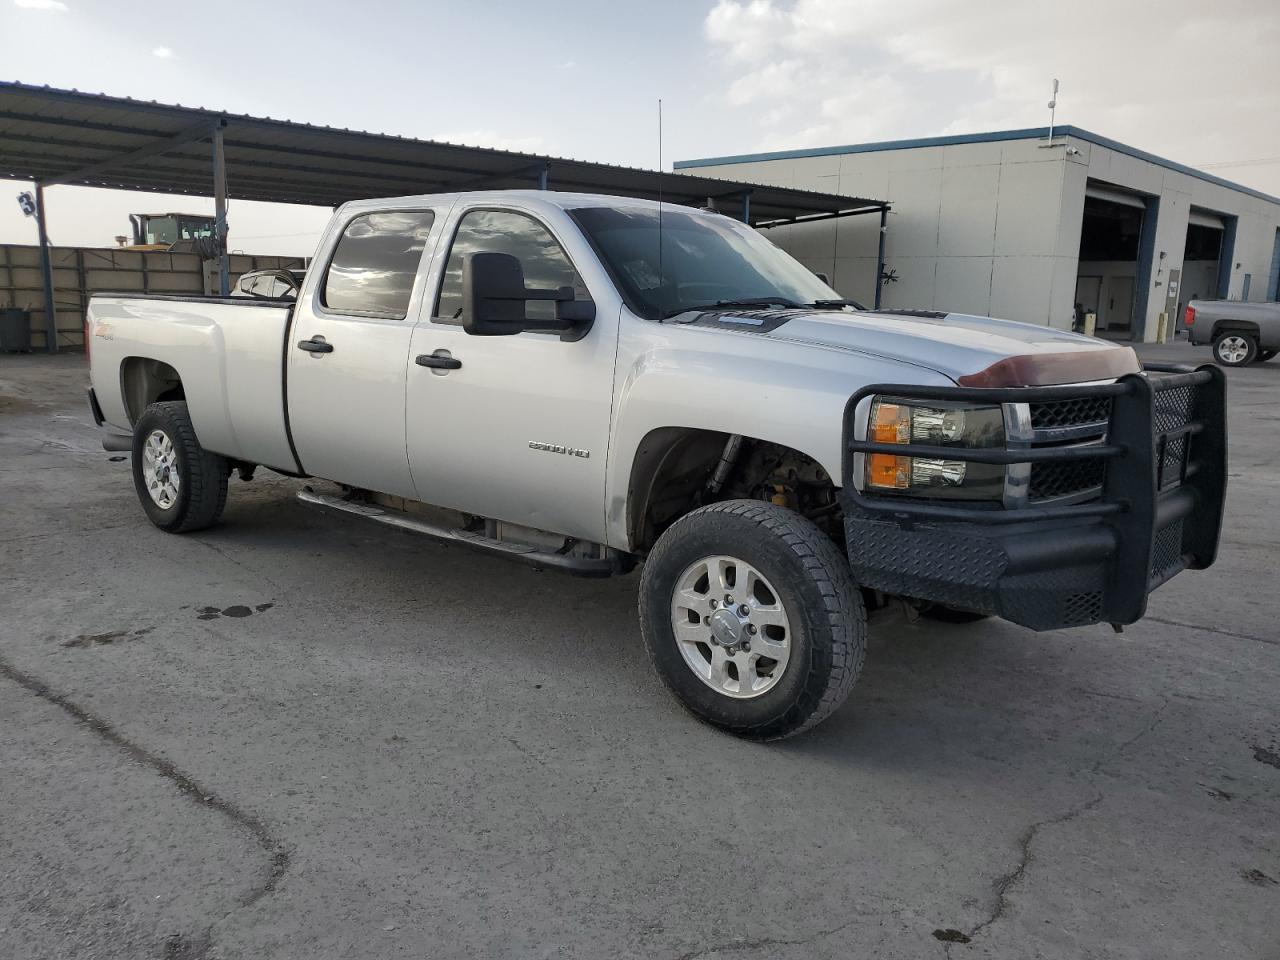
[86,191,1227,739]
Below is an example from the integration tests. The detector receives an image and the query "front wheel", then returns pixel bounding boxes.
[639,501,866,740]
[1213,332,1258,366]
[1258,349,1277,363]
[131,401,229,533]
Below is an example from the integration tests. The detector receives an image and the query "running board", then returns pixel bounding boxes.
[296,489,622,577]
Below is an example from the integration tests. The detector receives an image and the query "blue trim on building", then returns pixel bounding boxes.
[675,126,1280,207]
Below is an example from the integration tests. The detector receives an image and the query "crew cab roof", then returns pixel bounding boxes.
[335,190,739,218]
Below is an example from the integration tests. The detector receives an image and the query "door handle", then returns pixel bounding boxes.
[297,336,333,354]
[415,353,462,370]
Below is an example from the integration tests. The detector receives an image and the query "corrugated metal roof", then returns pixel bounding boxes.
[0,81,886,225]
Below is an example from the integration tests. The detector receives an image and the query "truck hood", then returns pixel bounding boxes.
[678,308,1141,386]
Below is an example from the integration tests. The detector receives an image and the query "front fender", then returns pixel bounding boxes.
[604,333,955,550]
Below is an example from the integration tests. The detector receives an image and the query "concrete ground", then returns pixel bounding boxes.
[1,341,1277,960]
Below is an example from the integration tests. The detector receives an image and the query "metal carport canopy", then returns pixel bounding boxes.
[0,81,885,225]
[0,80,889,352]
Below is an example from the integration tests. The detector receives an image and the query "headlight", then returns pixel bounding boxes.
[865,397,1006,500]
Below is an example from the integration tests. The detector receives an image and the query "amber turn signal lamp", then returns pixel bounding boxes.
[867,401,911,489]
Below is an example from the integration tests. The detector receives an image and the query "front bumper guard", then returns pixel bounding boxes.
[840,364,1227,631]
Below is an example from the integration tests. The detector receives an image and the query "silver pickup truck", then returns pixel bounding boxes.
[86,190,1228,739]
[1186,299,1280,366]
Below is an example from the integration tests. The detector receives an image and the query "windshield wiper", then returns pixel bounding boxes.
[661,297,803,320]
[806,298,866,311]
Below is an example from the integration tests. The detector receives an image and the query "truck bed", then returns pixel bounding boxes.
[87,294,300,472]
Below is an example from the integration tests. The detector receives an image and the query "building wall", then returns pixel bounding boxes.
[0,245,304,350]
[689,139,1084,329]
[680,129,1280,343]
[1074,137,1280,339]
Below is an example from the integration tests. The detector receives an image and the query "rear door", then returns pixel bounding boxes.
[287,207,445,496]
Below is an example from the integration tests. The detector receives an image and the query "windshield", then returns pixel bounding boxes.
[141,215,214,245]
[569,206,840,320]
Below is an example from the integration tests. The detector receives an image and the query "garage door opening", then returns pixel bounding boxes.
[1075,189,1147,341]
[1177,212,1226,331]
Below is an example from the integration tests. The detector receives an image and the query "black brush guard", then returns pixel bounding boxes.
[840,364,1227,630]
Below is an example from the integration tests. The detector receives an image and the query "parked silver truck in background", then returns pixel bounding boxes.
[1186,298,1280,366]
[86,191,1228,740]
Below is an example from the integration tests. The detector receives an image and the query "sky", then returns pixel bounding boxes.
[1,0,1277,255]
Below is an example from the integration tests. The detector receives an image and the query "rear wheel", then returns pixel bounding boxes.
[1213,332,1258,366]
[1258,349,1276,363]
[131,401,228,533]
[639,500,866,740]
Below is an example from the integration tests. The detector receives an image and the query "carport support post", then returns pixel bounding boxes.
[34,182,57,353]
[874,205,888,310]
[212,122,229,296]
[741,189,751,224]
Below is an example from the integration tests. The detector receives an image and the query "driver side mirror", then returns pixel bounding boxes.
[461,252,595,340]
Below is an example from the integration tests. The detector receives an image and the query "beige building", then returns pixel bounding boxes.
[676,127,1280,342]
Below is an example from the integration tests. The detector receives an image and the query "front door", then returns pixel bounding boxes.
[287,208,444,497]
[404,205,617,543]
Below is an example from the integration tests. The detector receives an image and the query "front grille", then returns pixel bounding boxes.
[1029,397,1112,431]
[1029,456,1106,501]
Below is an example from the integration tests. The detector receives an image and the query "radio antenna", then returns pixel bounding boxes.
[657,98,665,320]
[1047,78,1059,140]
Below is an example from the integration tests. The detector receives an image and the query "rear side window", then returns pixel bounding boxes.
[322,210,436,318]
[434,209,587,323]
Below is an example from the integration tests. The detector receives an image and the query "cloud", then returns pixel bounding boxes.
[725,59,802,106]
[702,0,1280,193]
[434,129,545,153]
[152,46,175,59]
[705,0,789,60]
[14,0,68,10]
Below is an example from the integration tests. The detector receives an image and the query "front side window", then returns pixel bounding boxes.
[322,210,436,318]
[569,205,838,320]
[434,209,588,323]
[178,217,215,241]
[145,216,178,245]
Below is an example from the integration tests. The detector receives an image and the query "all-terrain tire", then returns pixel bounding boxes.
[639,500,866,740]
[131,401,228,533]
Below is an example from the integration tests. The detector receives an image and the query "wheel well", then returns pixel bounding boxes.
[121,357,185,424]
[626,428,841,553]
[1212,320,1260,341]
